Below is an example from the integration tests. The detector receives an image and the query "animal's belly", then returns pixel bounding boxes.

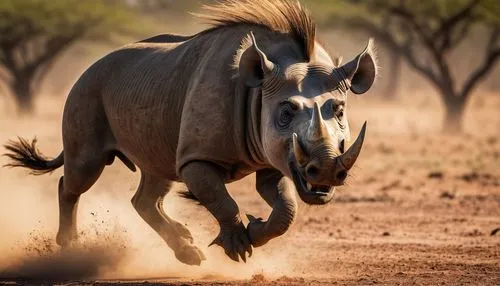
[104,98,183,180]
[117,137,179,179]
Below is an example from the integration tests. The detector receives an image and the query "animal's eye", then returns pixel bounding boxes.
[278,102,295,128]
[332,102,344,119]
[335,106,345,128]
[337,109,344,119]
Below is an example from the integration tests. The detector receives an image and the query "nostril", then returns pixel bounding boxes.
[336,170,347,181]
[306,165,319,178]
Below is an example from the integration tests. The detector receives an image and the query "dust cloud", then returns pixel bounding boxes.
[0,233,127,281]
[0,159,294,282]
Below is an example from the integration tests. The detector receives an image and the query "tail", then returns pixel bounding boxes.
[3,137,64,175]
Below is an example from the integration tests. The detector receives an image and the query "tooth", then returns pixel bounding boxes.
[307,183,312,190]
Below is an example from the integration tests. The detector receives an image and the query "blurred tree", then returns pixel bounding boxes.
[0,0,138,113]
[311,0,500,133]
[125,0,205,12]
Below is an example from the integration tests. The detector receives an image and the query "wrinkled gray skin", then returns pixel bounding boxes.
[4,26,376,265]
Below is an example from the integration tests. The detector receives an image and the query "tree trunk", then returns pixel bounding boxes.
[384,53,402,100]
[442,94,466,134]
[12,74,34,114]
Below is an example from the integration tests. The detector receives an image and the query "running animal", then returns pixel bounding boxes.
[4,0,377,265]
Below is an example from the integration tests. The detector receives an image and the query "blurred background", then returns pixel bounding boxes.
[0,0,499,284]
[0,0,499,134]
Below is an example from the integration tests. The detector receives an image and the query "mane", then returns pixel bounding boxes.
[195,0,316,61]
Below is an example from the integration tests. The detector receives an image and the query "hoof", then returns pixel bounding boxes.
[175,244,206,266]
[56,231,78,249]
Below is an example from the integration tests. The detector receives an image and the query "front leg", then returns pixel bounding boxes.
[181,161,252,262]
[248,169,298,247]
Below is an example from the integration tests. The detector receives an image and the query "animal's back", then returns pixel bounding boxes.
[64,27,256,179]
[64,34,200,178]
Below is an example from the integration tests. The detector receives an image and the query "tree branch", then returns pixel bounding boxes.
[332,15,442,90]
[0,67,11,83]
[436,0,480,53]
[0,49,17,74]
[398,37,442,90]
[0,19,40,52]
[460,27,500,98]
[24,30,85,76]
[433,0,480,40]
[31,58,57,91]
[388,3,458,93]
[389,5,435,49]
[340,18,399,50]
[446,16,475,49]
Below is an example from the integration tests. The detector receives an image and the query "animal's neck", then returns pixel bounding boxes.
[241,38,304,168]
[233,29,307,169]
[245,88,268,167]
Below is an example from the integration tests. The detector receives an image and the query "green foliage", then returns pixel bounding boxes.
[0,0,147,112]
[0,0,141,44]
[477,0,500,24]
[304,0,500,30]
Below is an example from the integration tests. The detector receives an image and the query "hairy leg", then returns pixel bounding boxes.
[247,168,298,247]
[181,161,252,262]
[132,172,205,265]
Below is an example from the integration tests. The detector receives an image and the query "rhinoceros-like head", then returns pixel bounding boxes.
[239,33,377,205]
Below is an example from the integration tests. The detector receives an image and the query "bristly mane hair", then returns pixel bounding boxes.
[195,0,316,61]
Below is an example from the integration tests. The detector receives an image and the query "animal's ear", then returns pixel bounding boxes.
[340,39,378,94]
[238,32,276,87]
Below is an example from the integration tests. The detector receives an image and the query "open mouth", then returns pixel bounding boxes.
[289,162,335,198]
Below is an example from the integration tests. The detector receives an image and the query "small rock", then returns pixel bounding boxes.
[465,229,483,237]
[428,171,444,179]
[351,215,361,221]
[440,191,455,200]
[380,180,401,191]
[403,185,413,191]
[491,227,500,236]
[460,171,479,182]
[251,274,266,282]
[378,143,393,154]
[276,276,294,282]
[382,231,390,236]
[486,136,497,145]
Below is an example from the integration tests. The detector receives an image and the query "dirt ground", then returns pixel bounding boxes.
[0,91,499,285]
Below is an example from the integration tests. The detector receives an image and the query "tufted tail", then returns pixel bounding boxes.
[3,137,63,175]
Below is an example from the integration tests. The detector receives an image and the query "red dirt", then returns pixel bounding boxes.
[0,94,499,285]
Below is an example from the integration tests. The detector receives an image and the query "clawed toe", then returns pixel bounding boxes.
[209,223,252,262]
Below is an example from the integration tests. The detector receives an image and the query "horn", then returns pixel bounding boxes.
[292,133,308,167]
[338,122,367,170]
[307,102,328,142]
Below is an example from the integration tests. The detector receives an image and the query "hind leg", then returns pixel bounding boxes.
[132,172,205,265]
[56,158,106,247]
